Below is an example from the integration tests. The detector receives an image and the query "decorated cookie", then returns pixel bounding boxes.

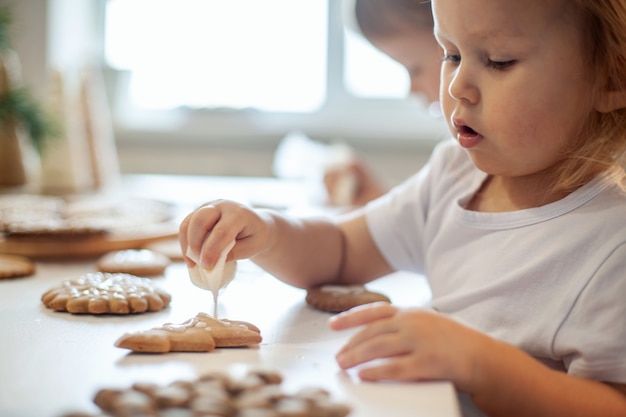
[305,285,391,313]
[0,254,36,279]
[41,272,171,315]
[114,312,262,353]
[1,194,173,237]
[2,217,109,238]
[97,249,171,276]
[143,237,184,261]
[62,370,351,417]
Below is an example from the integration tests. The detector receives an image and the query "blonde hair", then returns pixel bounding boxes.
[354,0,433,39]
[556,0,626,191]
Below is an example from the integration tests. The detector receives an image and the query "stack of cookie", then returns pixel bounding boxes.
[0,194,172,239]
[62,369,351,417]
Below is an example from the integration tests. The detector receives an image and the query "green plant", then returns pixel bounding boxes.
[0,87,57,154]
[0,5,11,53]
[0,5,57,154]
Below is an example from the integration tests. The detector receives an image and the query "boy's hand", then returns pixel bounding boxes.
[324,160,386,207]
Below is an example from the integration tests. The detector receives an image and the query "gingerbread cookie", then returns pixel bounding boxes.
[41,272,171,315]
[305,285,390,313]
[114,312,262,353]
[2,217,109,238]
[0,254,36,279]
[62,370,351,417]
[1,194,173,237]
[143,237,184,261]
[97,249,171,276]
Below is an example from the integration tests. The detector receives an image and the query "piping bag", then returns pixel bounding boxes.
[187,240,237,318]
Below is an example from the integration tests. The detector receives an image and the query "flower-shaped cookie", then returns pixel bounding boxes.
[41,272,171,314]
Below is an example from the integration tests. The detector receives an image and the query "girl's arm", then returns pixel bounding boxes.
[251,207,393,288]
[470,338,626,417]
[179,200,393,289]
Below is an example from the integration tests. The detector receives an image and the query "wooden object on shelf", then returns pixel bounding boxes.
[0,50,39,189]
[0,221,178,260]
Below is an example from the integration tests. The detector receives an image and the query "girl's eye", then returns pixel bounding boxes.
[487,59,516,70]
[441,54,461,65]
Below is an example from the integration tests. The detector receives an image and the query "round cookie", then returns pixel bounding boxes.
[41,272,172,315]
[97,249,171,276]
[305,285,390,313]
[0,254,36,279]
[143,237,184,261]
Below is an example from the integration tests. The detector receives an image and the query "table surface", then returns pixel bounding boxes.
[0,174,462,417]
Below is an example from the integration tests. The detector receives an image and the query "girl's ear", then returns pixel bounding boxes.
[595,89,626,113]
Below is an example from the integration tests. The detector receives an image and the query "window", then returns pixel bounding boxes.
[105,0,328,112]
[103,0,446,145]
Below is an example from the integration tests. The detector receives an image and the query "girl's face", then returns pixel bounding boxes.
[371,29,442,104]
[433,0,597,180]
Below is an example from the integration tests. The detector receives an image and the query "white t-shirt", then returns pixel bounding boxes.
[365,139,626,415]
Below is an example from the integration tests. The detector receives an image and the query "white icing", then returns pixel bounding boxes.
[187,241,237,318]
[111,249,162,265]
[65,273,156,299]
[158,323,187,332]
[155,313,230,333]
[320,285,365,296]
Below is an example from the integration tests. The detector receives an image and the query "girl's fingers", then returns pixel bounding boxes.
[178,213,194,266]
[185,205,223,267]
[337,317,396,355]
[328,301,397,331]
[356,356,431,382]
[336,331,410,370]
[183,203,241,268]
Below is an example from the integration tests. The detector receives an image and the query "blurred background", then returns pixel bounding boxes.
[6,0,449,190]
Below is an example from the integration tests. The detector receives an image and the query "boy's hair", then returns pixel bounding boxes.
[557,0,626,191]
[354,0,433,39]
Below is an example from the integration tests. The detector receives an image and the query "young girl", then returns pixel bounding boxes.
[324,0,442,206]
[180,0,626,415]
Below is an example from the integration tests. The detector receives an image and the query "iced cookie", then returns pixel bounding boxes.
[115,312,262,353]
[41,272,171,315]
[305,285,390,313]
[70,370,351,417]
[97,249,171,276]
[0,254,36,279]
[143,237,184,261]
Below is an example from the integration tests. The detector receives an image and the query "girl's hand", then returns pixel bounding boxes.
[179,199,274,269]
[329,302,487,392]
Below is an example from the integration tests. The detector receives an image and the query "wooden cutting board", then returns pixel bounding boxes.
[0,222,179,260]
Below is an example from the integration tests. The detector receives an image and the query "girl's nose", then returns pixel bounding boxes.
[446,64,479,104]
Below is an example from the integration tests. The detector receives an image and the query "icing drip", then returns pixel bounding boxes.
[187,241,237,318]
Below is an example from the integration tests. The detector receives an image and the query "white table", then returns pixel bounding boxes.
[0,175,461,417]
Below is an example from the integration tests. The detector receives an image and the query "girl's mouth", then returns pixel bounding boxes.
[454,122,483,148]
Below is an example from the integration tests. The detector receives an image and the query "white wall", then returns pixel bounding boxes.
[5,0,441,187]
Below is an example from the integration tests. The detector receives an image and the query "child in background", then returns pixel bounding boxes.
[324,0,442,207]
[181,0,626,415]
